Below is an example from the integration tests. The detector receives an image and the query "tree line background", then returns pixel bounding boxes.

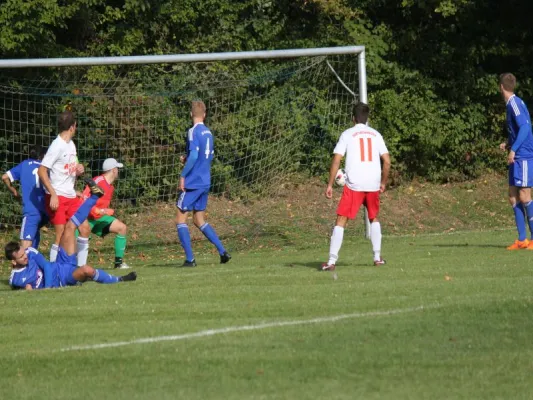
[1,0,532,202]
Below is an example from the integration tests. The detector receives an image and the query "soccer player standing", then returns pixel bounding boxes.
[322,103,391,270]
[38,111,92,266]
[175,100,231,266]
[2,145,48,250]
[81,158,130,269]
[498,73,533,250]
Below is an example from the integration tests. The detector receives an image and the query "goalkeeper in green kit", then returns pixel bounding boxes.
[81,158,130,269]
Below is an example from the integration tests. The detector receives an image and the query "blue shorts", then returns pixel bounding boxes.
[56,246,78,287]
[509,159,533,187]
[176,189,209,212]
[20,212,48,244]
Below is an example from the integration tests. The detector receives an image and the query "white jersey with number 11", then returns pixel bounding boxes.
[333,123,389,192]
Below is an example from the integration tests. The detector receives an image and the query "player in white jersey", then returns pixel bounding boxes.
[322,103,391,270]
[38,110,92,266]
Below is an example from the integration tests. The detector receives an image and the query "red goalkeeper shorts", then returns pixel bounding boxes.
[336,186,380,220]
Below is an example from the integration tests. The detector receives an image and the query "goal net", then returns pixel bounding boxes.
[0,49,366,258]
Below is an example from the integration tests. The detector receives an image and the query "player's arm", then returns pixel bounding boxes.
[508,107,531,163]
[326,154,343,199]
[38,143,61,209]
[380,153,391,193]
[25,284,33,291]
[27,248,54,289]
[2,172,18,197]
[2,163,22,197]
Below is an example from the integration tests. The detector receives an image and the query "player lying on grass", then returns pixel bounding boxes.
[5,178,137,290]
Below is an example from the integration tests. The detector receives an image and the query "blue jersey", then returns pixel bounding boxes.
[184,123,214,189]
[9,247,55,290]
[506,95,533,160]
[7,159,46,215]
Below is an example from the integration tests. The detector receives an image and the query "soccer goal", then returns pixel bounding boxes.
[0,46,371,248]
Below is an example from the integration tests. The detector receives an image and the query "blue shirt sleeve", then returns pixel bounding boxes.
[181,150,198,177]
[7,162,22,182]
[27,247,54,288]
[511,124,530,153]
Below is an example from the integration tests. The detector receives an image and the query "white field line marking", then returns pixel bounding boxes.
[61,304,439,352]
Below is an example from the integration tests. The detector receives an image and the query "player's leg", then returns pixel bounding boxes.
[19,215,33,249]
[193,190,231,263]
[32,213,49,250]
[507,161,528,249]
[70,265,137,284]
[365,191,385,265]
[60,179,104,256]
[107,218,130,268]
[176,190,196,266]
[322,186,363,271]
[45,193,65,261]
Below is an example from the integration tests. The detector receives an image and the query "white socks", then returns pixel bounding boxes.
[370,221,382,261]
[50,244,59,262]
[328,226,344,265]
[76,237,90,266]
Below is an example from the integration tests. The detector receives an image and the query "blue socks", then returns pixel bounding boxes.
[93,269,120,284]
[513,203,527,241]
[177,223,194,261]
[200,223,226,255]
[525,201,533,238]
[71,194,99,227]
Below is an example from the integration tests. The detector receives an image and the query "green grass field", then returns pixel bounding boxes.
[1,228,533,400]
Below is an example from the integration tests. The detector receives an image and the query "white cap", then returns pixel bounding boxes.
[102,158,124,172]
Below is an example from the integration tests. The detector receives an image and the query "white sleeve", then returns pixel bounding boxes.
[333,134,347,156]
[378,135,389,156]
[41,140,60,169]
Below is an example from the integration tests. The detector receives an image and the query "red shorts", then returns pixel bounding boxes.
[336,186,380,220]
[45,194,83,225]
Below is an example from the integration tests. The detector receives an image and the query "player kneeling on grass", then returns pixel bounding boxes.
[322,102,391,271]
[5,178,136,290]
[81,158,130,269]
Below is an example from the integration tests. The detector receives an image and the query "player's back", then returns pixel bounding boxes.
[337,124,388,192]
[186,122,214,189]
[8,159,46,215]
[507,95,533,159]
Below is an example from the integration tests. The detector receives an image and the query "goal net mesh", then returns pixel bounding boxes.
[0,55,362,259]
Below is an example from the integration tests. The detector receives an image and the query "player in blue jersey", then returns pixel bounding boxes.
[175,100,231,267]
[5,178,137,290]
[498,73,533,250]
[2,145,49,250]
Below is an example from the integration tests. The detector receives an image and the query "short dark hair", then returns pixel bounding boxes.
[28,144,43,160]
[5,241,20,261]
[352,102,370,124]
[499,73,516,92]
[58,111,76,132]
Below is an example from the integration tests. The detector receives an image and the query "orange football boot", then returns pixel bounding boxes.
[507,239,530,250]
[527,240,533,250]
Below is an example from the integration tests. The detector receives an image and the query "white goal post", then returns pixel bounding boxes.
[0,46,372,239]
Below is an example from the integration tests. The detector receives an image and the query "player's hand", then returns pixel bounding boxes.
[9,188,18,197]
[101,208,114,216]
[508,150,516,165]
[179,177,185,192]
[499,142,507,151]
[180,155,187,164]
[380,183,386,193]
[325,185,333,199]
[50,194,59,211]
[75,163,85,176]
